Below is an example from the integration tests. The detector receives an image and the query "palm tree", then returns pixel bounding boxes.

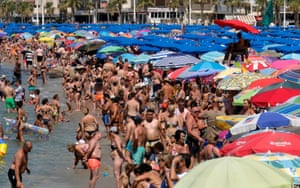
[45,2,55,23]
[273,0,283,25]
[16,2,33,23]
[2,0,15,22]
[83,0,95,23]
[136,0,155,23]
[106,0,127,24]
[58,0,68,23]
[224,0,245,16]
[288,0,300,26]
[198,0,211,24]
[60,0,83,23]
[254,0,267,18]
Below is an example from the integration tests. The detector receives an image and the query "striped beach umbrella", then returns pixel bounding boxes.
[245,152,300,184]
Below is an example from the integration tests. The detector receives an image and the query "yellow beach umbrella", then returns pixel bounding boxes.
[214,67,241,80]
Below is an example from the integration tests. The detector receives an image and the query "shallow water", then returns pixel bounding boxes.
[0,64,115,188]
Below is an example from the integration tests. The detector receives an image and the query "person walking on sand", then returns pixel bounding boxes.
[83,131,102,188]
[80,107,99,141]
[8,141,32,188]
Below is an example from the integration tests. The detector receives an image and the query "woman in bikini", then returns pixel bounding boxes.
[110,126,128,188]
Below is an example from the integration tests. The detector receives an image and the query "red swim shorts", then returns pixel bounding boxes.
[87,158,101,170]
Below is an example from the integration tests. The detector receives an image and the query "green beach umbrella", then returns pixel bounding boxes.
[175,157,293,188]
[97,46,126,54]
[233,88,261,106]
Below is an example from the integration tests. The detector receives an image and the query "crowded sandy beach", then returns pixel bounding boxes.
[0,22,299,188]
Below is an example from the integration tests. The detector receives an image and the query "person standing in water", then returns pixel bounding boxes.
[8,141,32,188]
[83,131,102,188]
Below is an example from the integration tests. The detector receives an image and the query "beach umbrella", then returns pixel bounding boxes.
[113,53,135,63]
[19,32,33,40]
[176,69,220,80]
[77,38,106,52]
[259,50,283,58]
[251,81,300,108]
[175,157,293,188]
[232,88,261,106]
[153,54,199,70]
[131,54,151,64]
[70,41,85,49]
[150,50,177,61]
[244,56,270,71]
[230,112,300,135]
[271,59,300,70]
[213,68,241,80]
[278,69,300,84]
[270,95,300,117]
[286,95,300,104]
[245,152,300,184]
[262,44,285,51]
[200,51,225,63]
[247,78,284,89]
[281,53,300,61]
[167,66,190,80]
[216,115,247,130]
[272,64,300,77]
[214,19,260,34]
[188,61,226,72]
[260,67,278,75]
[271,103,300,117]
[221,130,300,156]
[39,37,53,42]
[97,46,126,54]
[217,72,268,91]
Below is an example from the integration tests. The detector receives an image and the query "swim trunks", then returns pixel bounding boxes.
[5,97,15,109]
[28,86,35,91]
[8,168,22,187]
[102,114,110,126]
[94,93,103,101]
[87,158,101,170]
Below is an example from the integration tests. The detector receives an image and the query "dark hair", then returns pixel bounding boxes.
[134,116,143,125]
[174,130,185,141]
[134,163,152,176]
[181,154,191,168]
[42,98,48,105]
[153,142,164,153]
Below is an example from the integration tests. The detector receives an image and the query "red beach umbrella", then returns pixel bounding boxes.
[247,78,284,89]
[251,88,300,108]
[167,66,190,80]
[214,19,260,34]
[221,130,300,156]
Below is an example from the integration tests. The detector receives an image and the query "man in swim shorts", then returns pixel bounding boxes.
[83,131,102,188]
[8,141,32,188]
[3,80,16,113]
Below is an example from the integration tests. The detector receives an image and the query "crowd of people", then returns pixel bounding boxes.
[0,33,260,188]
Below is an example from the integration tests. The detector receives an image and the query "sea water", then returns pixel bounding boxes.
[0,64,114,188]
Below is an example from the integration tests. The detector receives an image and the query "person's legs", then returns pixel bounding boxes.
[89,168,100,188]
[113,158,123,188]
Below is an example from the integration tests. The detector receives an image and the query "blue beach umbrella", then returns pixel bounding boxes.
[113,53,135,63]
[131,54,151,64]
[281,53,300,61]
[230,112,300,135]
[188,61,226,72]
[200,51,225,63]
